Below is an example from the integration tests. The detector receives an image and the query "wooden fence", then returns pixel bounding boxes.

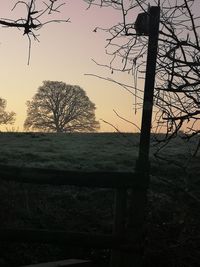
[0,164,144,267]
[0,164,145,188]
[0,6,160,267]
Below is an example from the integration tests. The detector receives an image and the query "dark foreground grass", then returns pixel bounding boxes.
[0,132,199,266]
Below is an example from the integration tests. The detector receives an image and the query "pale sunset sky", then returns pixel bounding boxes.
[0,1,142,132]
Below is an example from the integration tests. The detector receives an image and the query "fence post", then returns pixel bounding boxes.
[125,6,160,267]
[110,189,127,267]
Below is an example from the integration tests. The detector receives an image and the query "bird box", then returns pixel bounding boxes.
[135,12,149,36]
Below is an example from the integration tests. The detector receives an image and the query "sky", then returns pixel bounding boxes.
[0,0,143,132]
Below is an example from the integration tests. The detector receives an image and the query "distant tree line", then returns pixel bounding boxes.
[0,81,100,133]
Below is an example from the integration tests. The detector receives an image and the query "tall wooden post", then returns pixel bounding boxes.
[128,6,160,267]
[110,189,127,267]
[110,6,160,267]
[111,6,160,267]
[138,6,160,165]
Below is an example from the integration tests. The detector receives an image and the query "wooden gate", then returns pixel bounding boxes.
[0,164,143,267]
[0,6,160,267]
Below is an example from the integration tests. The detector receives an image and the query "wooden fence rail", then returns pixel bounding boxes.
[0,164,146,189]
[0,164,143,266]
[0,229,124,249]
[21,259,92,267]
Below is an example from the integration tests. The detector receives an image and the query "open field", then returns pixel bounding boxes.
[0,132,199,171]
[0,132,139,171]
[0,132,200,267]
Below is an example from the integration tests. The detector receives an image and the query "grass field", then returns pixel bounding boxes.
[0,132,199,267]
[0,131,198,170]
[0,132,140,171]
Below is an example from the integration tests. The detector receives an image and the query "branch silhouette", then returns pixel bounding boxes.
[84,0,200,144]
[0,0,69,64]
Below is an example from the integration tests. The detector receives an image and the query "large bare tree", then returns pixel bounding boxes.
[24,81,100,132]
[84,0,200,145]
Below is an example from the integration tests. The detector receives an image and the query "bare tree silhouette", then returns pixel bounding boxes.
[0,0,69,64]
[24,81,100,133]
[84,0,200,144]
[0,97,16,126]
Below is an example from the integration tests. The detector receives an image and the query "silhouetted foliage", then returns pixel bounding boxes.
[0,97,16,126]
[24,81,100,133]
[0,0,69,64]
[84,0,200,143]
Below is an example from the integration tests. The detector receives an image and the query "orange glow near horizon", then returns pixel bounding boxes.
[0,1,142,133]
